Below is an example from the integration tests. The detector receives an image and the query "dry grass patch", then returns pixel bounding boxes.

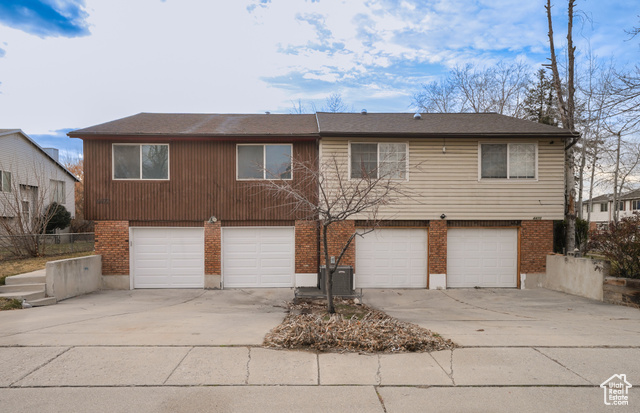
[0,251,94,285]
[0,298,22,311]
[264,298,455,353]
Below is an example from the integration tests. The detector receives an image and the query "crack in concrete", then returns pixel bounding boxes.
[245,347,251,385]
[449,349,456,386]
[439,290,535,319]
[316,352,320,386]
[162,347,193,385]
[374,386,388,413]
[9,346,73,387]
[376,354,382,386]
[533,348,593,385]
[429,350,455,386]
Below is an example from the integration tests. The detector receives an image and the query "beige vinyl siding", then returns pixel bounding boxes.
[320,137,565,220]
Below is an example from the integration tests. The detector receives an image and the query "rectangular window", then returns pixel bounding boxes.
[237,144,292,180]
[633,200,640,210]
[350,143,407,179]
[0,171,11,192]
[51,180,65,204]
[618,201,625,211]
[22,201,30,224]
[113,144,169,180]
[601,203,608,212]
[480,143,536,179]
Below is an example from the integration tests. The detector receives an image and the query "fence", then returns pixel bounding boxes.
[0,233,95,260]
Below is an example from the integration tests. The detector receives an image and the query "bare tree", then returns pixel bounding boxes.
[259,154,411,313]
[412,61,531,117]
[289,99,314,114]
[0,161,64,257]
[545,0,580,252]
[322,93,351,113]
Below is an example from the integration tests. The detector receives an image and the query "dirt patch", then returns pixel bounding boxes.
[264,298,455,353]
[0,251,94,285]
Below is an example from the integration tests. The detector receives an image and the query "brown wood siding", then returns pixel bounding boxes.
[84,140,317,222]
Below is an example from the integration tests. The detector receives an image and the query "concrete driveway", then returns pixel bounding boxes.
[0,289,291,346]
[363,288,640,347]
[1,288,639,412]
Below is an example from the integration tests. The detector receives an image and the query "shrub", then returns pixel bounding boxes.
[553,218,589,253]
[43,203,71,234]
[588,212,640,279]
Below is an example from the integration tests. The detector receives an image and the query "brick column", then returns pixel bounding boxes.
[295,220,318,274]
[520,220,553,273]
[204,221,221,275]
[320,220,356,271]
[428,220,447,287]
[95,220,129,275]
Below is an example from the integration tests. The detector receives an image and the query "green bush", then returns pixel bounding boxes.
[588,212,640,279]
[44,203,71,234]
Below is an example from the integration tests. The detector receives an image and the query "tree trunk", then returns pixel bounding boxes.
[565,145,576,252]
[612,132,622,223]
[322,224,335,314]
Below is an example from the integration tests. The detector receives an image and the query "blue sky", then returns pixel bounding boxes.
[0,0,638,157]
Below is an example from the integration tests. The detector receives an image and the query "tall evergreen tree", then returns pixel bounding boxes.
[523,69,558,126]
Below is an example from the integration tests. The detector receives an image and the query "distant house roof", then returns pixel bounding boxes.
[68,113,320,138]
[68,112,578,140]
[0,129,79,182]
[585,189,640,203]
[315,112,577,137]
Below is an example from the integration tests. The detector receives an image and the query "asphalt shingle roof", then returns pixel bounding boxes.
[69,112,578,139]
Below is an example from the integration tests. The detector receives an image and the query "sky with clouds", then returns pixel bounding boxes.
[0,0,638,156]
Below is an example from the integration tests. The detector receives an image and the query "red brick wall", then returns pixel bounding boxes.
[429,220,447,274]
[520,220,553,273]
[320,220,356,270]
[204,221,221,275]
[95,220,129,275]
[295,220,318,273]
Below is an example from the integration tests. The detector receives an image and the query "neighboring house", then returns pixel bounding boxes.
[68,112,574,290]
[0,129,77,234]
[583,189,640,229]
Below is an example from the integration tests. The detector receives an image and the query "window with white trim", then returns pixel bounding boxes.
[480,143,536,179]
[237,144,292,180]
[51,180,65,204]
[350,143,407,179]
[617,201,625,211]
[113,144,169,180]
[0,171,11,192]
[633,200,640,210]
[600,203,608,212]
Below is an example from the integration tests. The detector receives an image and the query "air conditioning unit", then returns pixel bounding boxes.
[319,265,354,296]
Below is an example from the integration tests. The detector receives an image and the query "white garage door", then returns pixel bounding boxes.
[447,228,517,288]
[222,227,294,288]
[131,227,204,289]
[356,228,428,288]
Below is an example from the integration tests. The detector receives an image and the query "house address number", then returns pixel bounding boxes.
[532,216,542,220]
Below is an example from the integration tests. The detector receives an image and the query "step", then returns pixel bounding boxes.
[5,273,46,285]
[28,297,57,307]
[0,283,46,293]
[0,290,45,301]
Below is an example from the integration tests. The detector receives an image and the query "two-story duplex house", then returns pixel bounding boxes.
[1,129,77,234]
[583,189,640,229]
[69,112,575,290]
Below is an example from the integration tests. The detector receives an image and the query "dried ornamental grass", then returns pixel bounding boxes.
[264,299,455,353]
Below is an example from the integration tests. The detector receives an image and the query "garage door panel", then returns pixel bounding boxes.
[223,227,294,288]
[447,228,517,288]
[132,228,204,289]
[356,228,428,289]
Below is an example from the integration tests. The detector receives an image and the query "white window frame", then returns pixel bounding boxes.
[348,141,409,181]
[601,203,608,212]
[0,170,11,192]
[236,144,293,181]
[50,179,65,204]
[478,142,538,181]
[632,200,640,210]
[112,143,170,181]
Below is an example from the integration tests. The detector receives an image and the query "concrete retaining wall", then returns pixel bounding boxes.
[543,255,609,301]
[46,255,102,301]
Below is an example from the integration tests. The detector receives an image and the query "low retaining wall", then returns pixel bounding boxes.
[45,255,102,301]
[543,255,609,301]
[603,277,640,307]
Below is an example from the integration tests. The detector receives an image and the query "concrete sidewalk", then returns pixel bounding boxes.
[1,345,637,412]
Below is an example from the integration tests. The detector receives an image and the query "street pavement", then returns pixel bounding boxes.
[0,288,638,412]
